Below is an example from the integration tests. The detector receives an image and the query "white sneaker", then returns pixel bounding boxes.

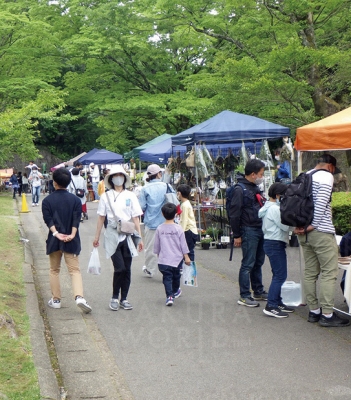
[75,297,92,313]
[48,298,61,309]
[32,203,35,206]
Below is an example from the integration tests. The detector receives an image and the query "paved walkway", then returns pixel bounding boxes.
[19,196,351,400]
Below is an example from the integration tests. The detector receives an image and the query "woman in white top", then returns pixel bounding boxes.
[28,166,43,206]
[68,168,88,221]
[93,165,143,311]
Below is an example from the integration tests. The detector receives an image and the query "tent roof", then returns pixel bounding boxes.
[77,148,123,165]
[171,110,290,145]
[295,107,351,151]
[124,134,172,160]
[66,152,87,166]
[139,137,262,163]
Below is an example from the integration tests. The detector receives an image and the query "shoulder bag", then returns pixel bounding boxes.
[106,191,135,234]
[71,180,85,198]
[164,184,180,206]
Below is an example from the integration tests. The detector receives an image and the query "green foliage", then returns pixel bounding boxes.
[332,192,351,235]
[0,195,40,399]
[2,0,351,161]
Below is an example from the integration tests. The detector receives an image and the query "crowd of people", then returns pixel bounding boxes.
[9,154,347,325]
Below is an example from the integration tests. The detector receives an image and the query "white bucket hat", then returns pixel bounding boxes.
[104,165,131,189]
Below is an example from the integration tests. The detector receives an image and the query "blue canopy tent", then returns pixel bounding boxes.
[139,138,263,163]
[171,110,290,145]
[77,148,124,165]
[124,133,172,160]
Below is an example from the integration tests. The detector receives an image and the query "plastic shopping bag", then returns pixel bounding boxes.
[87,248,101,275]
[182,261,198,287]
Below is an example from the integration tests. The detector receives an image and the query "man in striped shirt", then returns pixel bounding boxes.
[295,154,349,327]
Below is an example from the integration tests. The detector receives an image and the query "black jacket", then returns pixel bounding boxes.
[229,176,263,238]
[42,190,82,255]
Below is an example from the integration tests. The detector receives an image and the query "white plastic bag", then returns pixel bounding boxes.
[87,248,101,275]
[182,261,198,287]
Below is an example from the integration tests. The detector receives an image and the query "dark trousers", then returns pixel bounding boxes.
[239,226,265,298]
[263,239,287,308]
[158,261,182,298]
[185,230,199,261]
[110,239,132,301]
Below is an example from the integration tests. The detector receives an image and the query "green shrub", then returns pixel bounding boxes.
[332,192,351,235]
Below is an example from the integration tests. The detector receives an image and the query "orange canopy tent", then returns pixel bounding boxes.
[295,106,351,151]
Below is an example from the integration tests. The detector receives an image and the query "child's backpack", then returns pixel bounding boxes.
[280,170,321,228]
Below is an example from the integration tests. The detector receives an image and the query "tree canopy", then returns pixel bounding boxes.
[1,0,350,164]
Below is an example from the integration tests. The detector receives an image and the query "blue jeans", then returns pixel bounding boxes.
[92,182,100,200]
[185,230,199,261]
[32,186,40,204]
[158,261,182,298]
[263,239,287,308]
[239,226,265,298]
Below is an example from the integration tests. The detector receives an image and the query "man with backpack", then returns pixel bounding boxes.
[293,154,349,327]
[229,159,268,307]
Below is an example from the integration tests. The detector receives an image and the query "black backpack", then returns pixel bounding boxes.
[226,182,265,222]
[280,169,323,228]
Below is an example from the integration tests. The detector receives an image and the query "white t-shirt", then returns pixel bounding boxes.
[97,189,142,223]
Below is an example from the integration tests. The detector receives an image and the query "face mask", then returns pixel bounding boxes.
[255,177,264,185]
[112,176,124,186]
[275,156,280,161]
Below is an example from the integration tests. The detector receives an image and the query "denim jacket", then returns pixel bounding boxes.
[138,179,168,229]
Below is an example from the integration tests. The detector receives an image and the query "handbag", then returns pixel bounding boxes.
[106,191,135,234]
[164,184,180,206]
[71,180,85,198]
[117,220,135,235]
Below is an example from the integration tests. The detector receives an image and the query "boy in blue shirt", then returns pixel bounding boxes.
[154,203,191,306]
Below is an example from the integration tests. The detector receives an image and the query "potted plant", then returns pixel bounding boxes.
[200,237,212,250]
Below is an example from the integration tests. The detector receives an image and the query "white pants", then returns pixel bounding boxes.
[144,227,158,275]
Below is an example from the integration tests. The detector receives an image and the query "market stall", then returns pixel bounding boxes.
[77,148,124,165]
[169,110,290,233]
[295,106,351,314]
[124,133,172,160]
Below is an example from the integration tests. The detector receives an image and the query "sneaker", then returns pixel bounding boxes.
[166,296,174,306]
[75,297,92,313]
[263,305,288,318]
[319,312,350,327]
[278,304,295,313]
[120,300,133,310]
[142,265,153,277]
[48,298,61,309]
[32,203,35,206]
[237,297,260,307]
[109,298,119,311]
[253,291,268,301]
[173,288,182,299]
[308,309,321,323]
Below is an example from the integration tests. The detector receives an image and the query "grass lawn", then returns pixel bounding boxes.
[0,193,40,399]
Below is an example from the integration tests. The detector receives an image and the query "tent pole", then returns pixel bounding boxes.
[139,160,141,183]
[297,151,303,174]
[194,143,201,233]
